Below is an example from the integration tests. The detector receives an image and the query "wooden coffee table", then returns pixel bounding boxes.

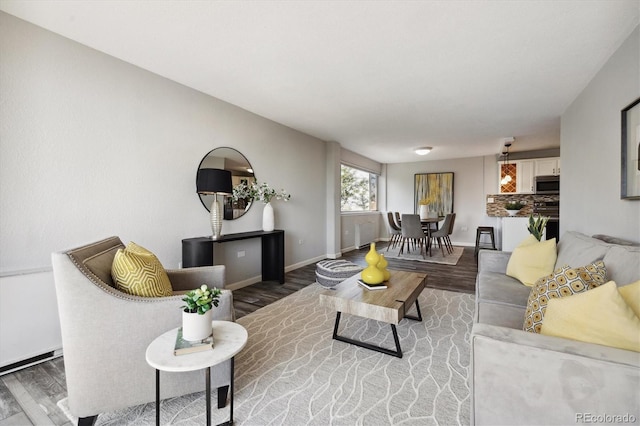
[318,270,426,358]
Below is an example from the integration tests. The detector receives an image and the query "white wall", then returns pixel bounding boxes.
[0,12,328,276]
[386,156,495,246]
[561,26,640,242]
[0,12,330,365]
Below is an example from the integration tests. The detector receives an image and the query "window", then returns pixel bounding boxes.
[341,164,378,211]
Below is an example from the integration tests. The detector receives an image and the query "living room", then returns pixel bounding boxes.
[1,1,639,425]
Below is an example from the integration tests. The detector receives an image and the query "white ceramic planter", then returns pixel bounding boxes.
[506,209,521,216]
[263,202,275,232]
[419,205,429,220]
[182,309,213,341]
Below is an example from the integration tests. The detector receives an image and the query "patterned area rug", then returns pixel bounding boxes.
[58,284,474,425]
[384,245,464,265]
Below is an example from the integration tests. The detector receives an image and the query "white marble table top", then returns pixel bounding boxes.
[146,320,248,372]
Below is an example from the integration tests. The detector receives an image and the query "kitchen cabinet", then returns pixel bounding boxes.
[517,160,535,194]
[535,157,560,176]
[498,157,560,193]
[498,160,534,194]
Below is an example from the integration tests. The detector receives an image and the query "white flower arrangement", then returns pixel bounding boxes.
[232,181,291,204]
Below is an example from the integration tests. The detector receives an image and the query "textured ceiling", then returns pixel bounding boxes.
[1,0,638,163]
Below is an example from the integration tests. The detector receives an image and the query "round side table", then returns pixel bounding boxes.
[146,320,248,426]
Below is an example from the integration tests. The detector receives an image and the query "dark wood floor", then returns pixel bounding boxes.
[0,241,477,426]
[232,241,477,318]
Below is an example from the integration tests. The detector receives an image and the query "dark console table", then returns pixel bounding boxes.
[182,230,285,284]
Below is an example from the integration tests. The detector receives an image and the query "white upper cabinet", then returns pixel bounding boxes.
[535,157,561,176]
[517,160,535,193]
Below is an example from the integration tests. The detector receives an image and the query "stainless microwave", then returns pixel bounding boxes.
[535,175,560,194]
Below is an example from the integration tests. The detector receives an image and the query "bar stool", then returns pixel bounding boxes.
[475,226,496,259]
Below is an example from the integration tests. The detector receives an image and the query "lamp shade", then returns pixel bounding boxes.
[196,168,233,195]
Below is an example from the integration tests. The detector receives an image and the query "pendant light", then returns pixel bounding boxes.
[500,140,513,185]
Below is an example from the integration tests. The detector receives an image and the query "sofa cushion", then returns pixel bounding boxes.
[475,271,531,329]
[506,235,557,287]
[477,271,531,309]
[523,261,607,333]
[602,245,640,286]
[555,231,609,270]
[541,281,640,352]
[111,242,173,297]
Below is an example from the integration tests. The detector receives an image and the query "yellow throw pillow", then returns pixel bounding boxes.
[506,235,557,287]
[541,281,640,352]
[111,242,173,297]
[619,280,640,319]
[523,261,607,333]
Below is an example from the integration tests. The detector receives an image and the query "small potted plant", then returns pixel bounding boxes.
[233,181,291,232]
[181,285,222,341]
[528,214,550,241]
[504,201,525,216]
[418,194,438,219]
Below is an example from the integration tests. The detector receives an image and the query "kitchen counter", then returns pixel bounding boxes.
[486,193,559,217]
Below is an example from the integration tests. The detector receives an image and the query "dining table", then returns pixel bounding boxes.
[420,216,444,237]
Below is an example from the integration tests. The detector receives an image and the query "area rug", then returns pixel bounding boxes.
[58,284,474,425]
[384,245,464,266]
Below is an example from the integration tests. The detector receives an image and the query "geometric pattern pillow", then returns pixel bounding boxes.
[111,242,173,297]
[523,261,607,333]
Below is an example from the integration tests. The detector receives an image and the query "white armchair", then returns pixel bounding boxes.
[51,236,234,425]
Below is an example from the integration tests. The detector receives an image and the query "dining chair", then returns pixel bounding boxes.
[399,214,429,259]
[386,211,402,251]
[444,213,456,253]
[395,212,402,227]
[429,213,454,256]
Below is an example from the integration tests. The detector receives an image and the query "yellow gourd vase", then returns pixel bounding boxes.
[361,243,384,285]
[377,253,391,281]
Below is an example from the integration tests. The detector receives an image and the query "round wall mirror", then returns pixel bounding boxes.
[197,147,256,220]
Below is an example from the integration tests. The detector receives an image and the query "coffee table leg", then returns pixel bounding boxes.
[404,300,423,321]
[332,312,403,358]
[155,369,160,426]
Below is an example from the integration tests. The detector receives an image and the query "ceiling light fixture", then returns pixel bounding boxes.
[414,147,432,155]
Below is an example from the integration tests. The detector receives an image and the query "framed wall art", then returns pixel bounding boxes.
[621,97,640,200]
[414,172,454,216]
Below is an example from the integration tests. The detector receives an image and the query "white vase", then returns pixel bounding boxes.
[419,205,429,220]
[263,202,275,232]
[182,309,213,341]
[506,209,521,216]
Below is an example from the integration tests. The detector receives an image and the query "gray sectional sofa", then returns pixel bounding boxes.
[471,231,640,425]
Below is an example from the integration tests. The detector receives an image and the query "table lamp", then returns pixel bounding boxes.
[196,168,233,240]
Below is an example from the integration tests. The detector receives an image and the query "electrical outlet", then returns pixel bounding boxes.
[237,250,245,258]
[461,226,468,232]
[487,197,494,203]
[299,239,304,245]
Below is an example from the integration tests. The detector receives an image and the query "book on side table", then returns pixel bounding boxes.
[357,280,387,290]
[174,327,214,356]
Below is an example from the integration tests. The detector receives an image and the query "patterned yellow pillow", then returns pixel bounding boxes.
[523,261,607,333]
[111,242,173,297]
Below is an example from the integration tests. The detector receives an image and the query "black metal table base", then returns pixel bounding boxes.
[331,300,423,358]
[155,357,235,426]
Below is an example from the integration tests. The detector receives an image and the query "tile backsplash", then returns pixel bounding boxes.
[486,194,559,217]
